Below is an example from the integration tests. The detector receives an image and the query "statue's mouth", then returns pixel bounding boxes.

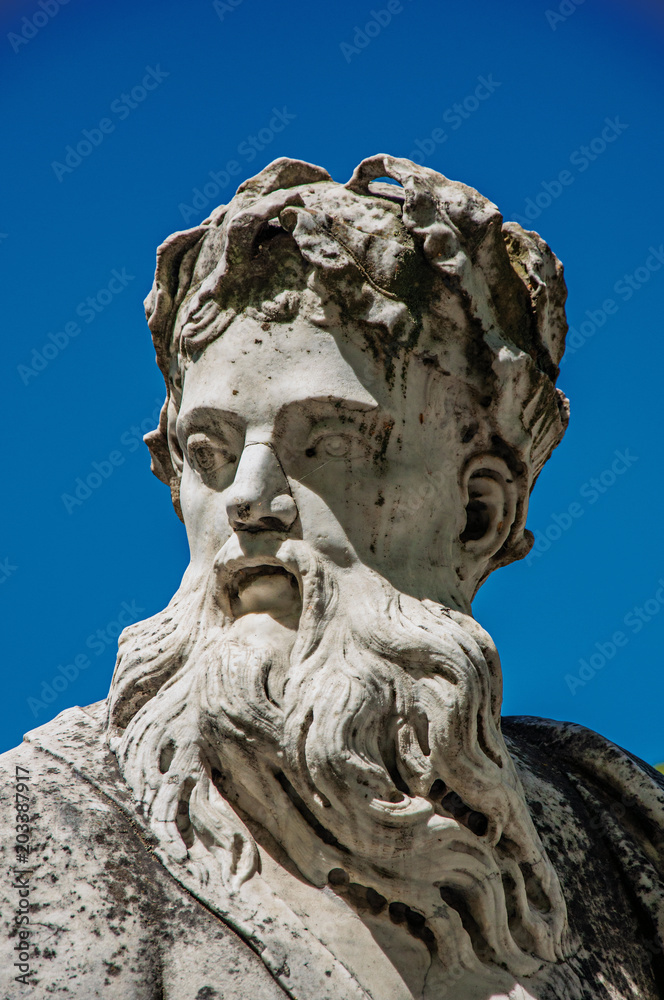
[227,562,302,620]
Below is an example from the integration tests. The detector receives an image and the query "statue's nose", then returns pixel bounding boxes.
[226,442,298,532]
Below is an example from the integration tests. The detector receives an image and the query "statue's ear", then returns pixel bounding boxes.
[459,455,517,561]
[143,394,185,523]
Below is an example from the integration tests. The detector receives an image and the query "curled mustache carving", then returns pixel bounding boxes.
[107,544,568,977]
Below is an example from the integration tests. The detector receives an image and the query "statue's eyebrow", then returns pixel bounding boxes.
[277,396,379,420]
[176,406,243,443]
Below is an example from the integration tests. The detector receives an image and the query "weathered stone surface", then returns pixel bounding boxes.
[2,706,663,997]
[2,156,663,998]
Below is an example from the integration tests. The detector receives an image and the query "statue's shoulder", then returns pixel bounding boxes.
[0,701,107,805]
[503,715,664,980]
[0,699,134,814]
[0,703,289,999]
[502,714,664,868]
[1,699,107,768]
[0,700,143,908]
[502,713,664,810]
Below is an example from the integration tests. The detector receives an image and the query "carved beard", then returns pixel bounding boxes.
[108,543,568,977]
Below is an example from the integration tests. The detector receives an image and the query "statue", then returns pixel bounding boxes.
[2,156,663,999]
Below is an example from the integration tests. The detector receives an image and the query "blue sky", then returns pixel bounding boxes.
[1,0,663,764]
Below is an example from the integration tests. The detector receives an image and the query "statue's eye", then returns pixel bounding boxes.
[302,427,371,466]
[187,433,233,475]
[192,445,217,471]
[322,435,349,458]
[305,431,366,462]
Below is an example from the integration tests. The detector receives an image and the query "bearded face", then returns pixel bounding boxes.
[107,308,568,979]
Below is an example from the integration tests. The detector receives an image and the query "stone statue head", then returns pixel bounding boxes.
[142,154,569,606]
[107,156,571,981]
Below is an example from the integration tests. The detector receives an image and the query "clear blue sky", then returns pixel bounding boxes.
[2,0,663,763]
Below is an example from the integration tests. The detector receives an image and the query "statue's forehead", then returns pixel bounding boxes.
[179,314,378,421]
